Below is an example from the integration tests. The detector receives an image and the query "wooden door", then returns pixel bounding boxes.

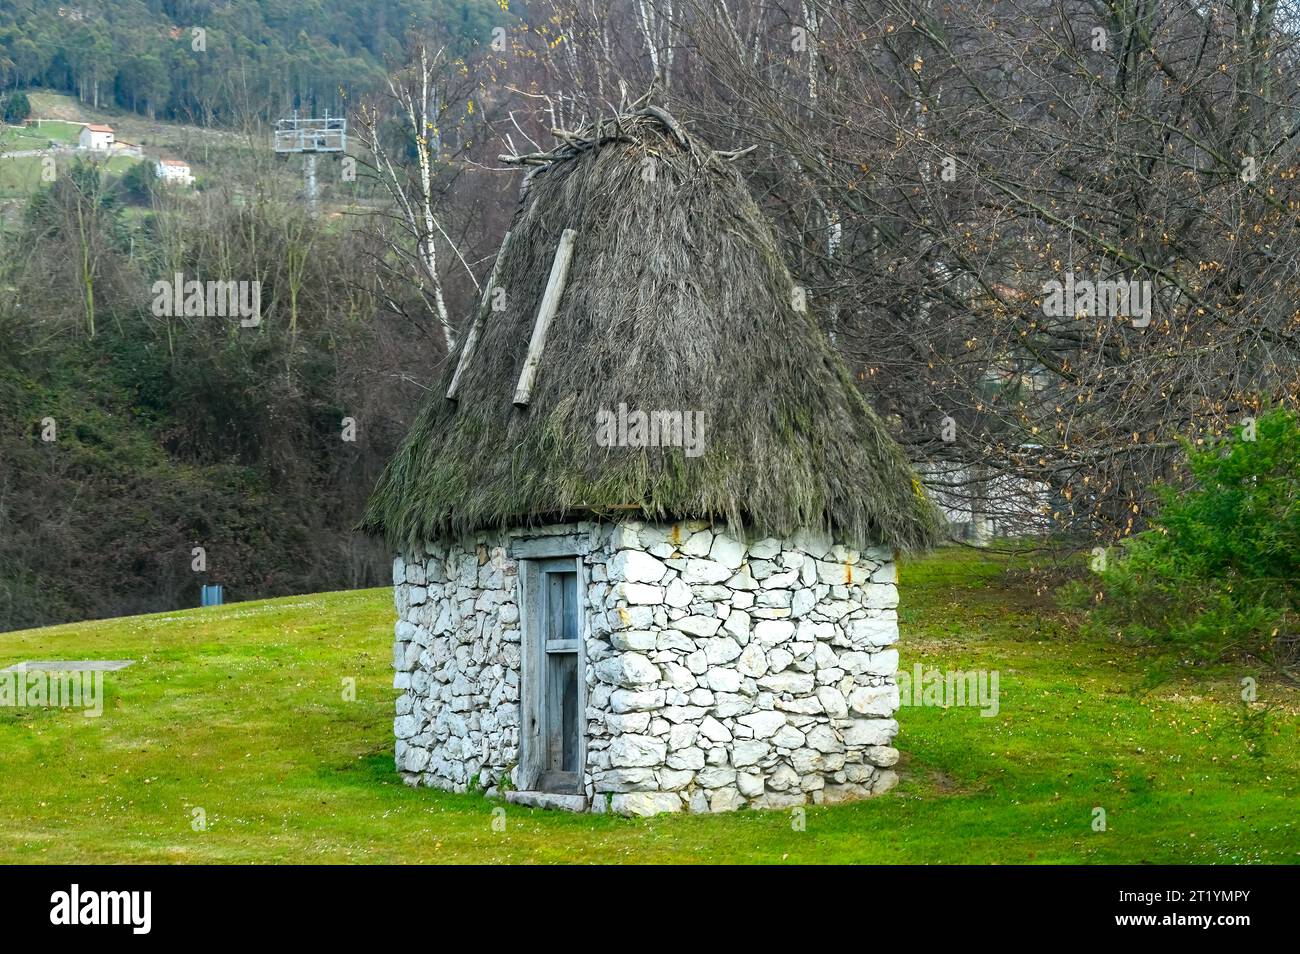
[519,556,584,793]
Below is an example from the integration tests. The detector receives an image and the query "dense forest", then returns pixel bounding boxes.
[0,0,499,121]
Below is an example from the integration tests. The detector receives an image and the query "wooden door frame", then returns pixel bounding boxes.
[513,537,589,793]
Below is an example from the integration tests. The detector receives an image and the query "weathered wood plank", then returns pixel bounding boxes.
[543,639,581,654]
[512,228,577,407]
[509,534,590,558]
[446,230,514,402]
[517,559,544,792]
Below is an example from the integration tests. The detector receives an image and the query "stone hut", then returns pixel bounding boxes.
[361,104,939,816]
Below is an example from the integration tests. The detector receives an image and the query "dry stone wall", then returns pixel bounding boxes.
[392,520,901,816]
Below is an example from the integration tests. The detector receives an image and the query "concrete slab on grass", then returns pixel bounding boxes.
[0,660,134,673]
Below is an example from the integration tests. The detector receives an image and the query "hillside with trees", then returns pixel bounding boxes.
[0,0,498,122]
[0,3,510,630]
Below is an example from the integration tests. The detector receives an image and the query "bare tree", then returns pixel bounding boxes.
[356,44,479,353]
[661,0,1300,541]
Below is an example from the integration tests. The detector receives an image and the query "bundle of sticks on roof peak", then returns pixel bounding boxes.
[499,94,756,169]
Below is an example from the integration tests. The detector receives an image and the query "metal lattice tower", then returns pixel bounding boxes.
[273,111,347,216]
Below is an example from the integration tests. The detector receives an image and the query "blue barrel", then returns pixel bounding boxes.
[200,584,224,607]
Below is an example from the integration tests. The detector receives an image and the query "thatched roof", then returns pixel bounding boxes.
[362,104,941,551]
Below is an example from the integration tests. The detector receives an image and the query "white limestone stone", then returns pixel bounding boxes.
[699,715,733,743]
[706,668,743,693]
[758,671,815,694]
[731,740,770,767]
[596,653,660,688]
[665,577,693,608]
[842,719,898,747]
[622,582,665,605]
[848,685,899,717]
[659,768,695,791]
[702,636,743,665]
[721,610,751,642]
[791,588,816,618]
[864,583,899,609]
[846,617,898,647]
[709,788,746,813]
[768,648,794,673]
[737,771,765,797]
[681,530,714,557]
[805,724,844,753]
[610,525,642,550]
[683,558,731,585]
[612,792,682,817]
[610,688,666,712]
[609,733,668,767]
[753,619,795,647]
[667,747,705,770]
[773,725,806,749]
[865,745,899,767]
[736,642,768,678]
[606,712,652,734]
[684,650,708,676]
[817,686,848,718]
[672,614,722,638]
[738,710,787,738]
[761,569,800,589]
[611,630,658,651]
[708,533,746,570]
[668,723,699,750]
[612,549,667,584]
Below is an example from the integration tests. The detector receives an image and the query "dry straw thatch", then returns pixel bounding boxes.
[362,104,940,551]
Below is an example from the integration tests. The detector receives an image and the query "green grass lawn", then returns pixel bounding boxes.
[0,155,46,197]
[0,127,47,150]
[0,152,140,198]
[17,120,83,144]
[0,121,82,150]
[0,548,1295,864]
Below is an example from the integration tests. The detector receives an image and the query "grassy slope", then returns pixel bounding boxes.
[1,106,156,200]
[0,153,136,198]
[24,92,243,155]
[0,120,97,199]
[1,94,244,202]
[0,121,83,148]
[0,548,1295,864]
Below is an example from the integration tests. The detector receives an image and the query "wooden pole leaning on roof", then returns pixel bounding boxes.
[512,228,577,407]
[446,230,514,401]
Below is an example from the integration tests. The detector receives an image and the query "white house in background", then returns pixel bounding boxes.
[79,123,114,151]
[154,158,194,186]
